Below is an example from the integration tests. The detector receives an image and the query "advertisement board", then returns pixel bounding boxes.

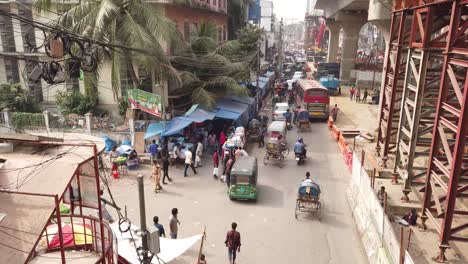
[128,89,163,117]
[248,0,261,24]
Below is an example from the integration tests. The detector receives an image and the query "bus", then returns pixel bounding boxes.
[295,79,330,120]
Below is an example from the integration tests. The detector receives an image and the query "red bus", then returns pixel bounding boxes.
[295,79,330,120]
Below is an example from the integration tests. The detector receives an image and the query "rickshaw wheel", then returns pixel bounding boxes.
[278,156,284,168]
[295,200,300,219]
[263,154,268,165]
[282,148,290,157]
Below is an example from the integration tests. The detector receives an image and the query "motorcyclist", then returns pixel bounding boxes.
[294,137,307,158]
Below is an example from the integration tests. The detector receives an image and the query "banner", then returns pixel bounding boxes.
[128,89,163,117]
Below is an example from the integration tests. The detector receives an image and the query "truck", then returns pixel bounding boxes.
[314,63,341,96]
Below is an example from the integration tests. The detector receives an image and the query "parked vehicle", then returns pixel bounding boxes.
[228,156,258,201]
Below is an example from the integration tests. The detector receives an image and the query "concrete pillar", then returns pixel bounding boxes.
[326,22,341,63]
[368,0,391,44]
[128,109,135,147]
[335,11,367,83]
[43,110,50,133]
[340,24,361,83]
[85,112,92,134]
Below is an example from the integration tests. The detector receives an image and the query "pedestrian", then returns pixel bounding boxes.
[169,208,180,239]
[161,150,172,184]
[184,147,197,177]
[196,140,203,167]
[152,160,162,192]
[362,89,368,103]
[172,143,181,167]
[219,131,226,154]
[153,216,166,237]
[109,145,119,172]
[355,88,361,103]
[225,222,241,264]
[258,125,266,148]
[349,86,355,101]
[148,139,158,164]
[377,186,387,207]
[225,153,235,187]
[330,104,339,122]
[213,151,219,180]
[208,132,217,154]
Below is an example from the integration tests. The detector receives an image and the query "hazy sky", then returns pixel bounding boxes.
[273,0,308,22]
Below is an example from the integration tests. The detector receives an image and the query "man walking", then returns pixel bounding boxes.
[330,104,339,122]
[349,86,355,101]
[355,88,361,103]
[153,216,166,237]
[184,147,197,177]
[225,154,235,187]
[225,222,241,264]
[362,89,368,103]
[169,208,180,239]
[152,160,162,192]
[161,150,172,184]
[148,140,158,164]
[258,125,266,148]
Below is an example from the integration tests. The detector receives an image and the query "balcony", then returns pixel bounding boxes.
[149,0,228,14]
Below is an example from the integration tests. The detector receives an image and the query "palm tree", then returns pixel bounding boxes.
[170,21,250,109]
[35,0,184,99]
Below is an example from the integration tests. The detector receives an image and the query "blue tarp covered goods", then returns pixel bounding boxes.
[162,117,192,137]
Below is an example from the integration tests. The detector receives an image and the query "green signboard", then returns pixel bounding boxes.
[127,89,163,117]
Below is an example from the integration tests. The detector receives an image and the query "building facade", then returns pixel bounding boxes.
[0,0,228,116]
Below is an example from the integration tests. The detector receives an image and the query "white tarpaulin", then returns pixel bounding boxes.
[110,223,202,263]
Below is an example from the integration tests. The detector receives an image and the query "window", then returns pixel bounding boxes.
[213,0,216,5]
[183,21,190,41]
[120,64,134,96]
[66,78,80,91]
[4,58,20,83]
[223,25,227,41]
[218,27,222,42]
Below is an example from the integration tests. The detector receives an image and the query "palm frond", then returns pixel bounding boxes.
[192,84,216,109]
[204,76,249,97]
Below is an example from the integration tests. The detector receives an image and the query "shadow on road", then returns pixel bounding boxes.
[256,184,284,208]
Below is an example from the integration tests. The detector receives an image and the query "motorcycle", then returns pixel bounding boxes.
[295,152,306,165]
[286,118,292,130]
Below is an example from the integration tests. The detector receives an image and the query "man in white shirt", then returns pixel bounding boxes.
[184,147,197,177]
[196,141,204,167]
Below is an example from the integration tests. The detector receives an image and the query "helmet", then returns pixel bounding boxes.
[298,137,303,143]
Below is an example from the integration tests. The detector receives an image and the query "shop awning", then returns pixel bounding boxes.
[182,106,216,123]
[216,99,248,114]
[259,76,270,83]
[162,117,192,137]
[144,122,166,139]
[215,109,242,120]
[227,96,255,105]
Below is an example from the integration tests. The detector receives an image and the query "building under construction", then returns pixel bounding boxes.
[376,0,467,261]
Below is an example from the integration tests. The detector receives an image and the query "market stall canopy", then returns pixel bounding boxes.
[144,122,166,139]
[259,76,270,83]
[265,71,275,80]
[227,96,255,106]
[214,99,248,120]
[162,117,192,137]
[182,104,216,123]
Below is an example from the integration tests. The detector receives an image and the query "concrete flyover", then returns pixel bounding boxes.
[316,0,391,82]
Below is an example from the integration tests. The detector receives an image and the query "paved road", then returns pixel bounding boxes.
[108,122,367,264]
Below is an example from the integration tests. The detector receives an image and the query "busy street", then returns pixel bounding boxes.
[107,117,367,263]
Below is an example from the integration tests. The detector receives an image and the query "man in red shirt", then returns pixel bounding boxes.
[225,222,241,264]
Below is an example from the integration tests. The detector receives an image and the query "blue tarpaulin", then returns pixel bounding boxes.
[265,71,275,79]
[182,107,216,123]
[259,76,270,83]
[227,96,255,105]
[162,117,192,137]
[216,99,248,114]
[215,109,242,120]
[144,122,166,139]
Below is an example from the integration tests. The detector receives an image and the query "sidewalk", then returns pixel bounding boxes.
[332,86,468,263]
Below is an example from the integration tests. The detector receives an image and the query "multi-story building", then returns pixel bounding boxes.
[0,0,228,116]
[259,0,275,62]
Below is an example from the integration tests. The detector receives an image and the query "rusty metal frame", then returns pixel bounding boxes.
[420,0,468,261]
[376,10,411,166]
[393,5,449,200]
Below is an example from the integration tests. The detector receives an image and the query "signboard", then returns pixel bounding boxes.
[128,89,163,117]
[248,0,261,24]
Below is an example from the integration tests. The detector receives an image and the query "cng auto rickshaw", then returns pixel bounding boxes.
[228,156,258,201]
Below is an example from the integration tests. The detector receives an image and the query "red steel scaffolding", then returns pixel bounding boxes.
[377,0,468,261]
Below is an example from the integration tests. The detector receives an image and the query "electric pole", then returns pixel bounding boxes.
[278,18,284,76]
[137,174,153,264]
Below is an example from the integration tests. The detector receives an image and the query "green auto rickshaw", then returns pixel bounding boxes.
[229,156,258,201]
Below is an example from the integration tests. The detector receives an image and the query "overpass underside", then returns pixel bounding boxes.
[375,0,468,261]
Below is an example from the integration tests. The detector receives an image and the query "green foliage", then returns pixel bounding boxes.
[11,112,44,129]
[0,83,40,112]
[55,90,95,115]
[238,24,264,53]
[35,0,184,99]
[117,96,129,116]
[83,72,99,106]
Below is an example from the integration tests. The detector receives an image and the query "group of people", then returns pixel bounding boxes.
[152,208,242,264]
[212,145,249,185]
[349,86,369,103]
